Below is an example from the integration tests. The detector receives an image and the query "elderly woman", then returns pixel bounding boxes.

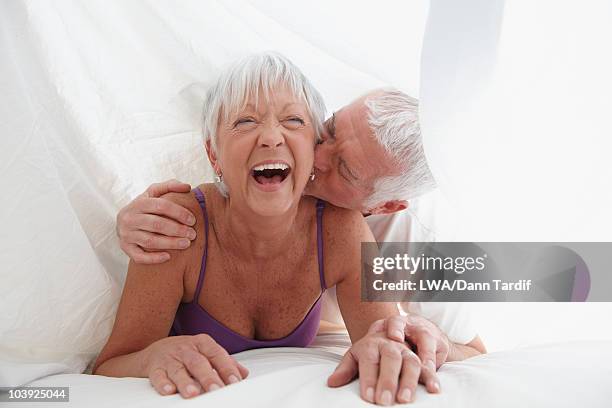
[93,53,420,406]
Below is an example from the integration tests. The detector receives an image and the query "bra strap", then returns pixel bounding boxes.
[315,199,326,290]
[192,187,210,302]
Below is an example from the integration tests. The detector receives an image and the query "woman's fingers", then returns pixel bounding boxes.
[358,346,380,403]
[149,367,175,395]
[178,348,224,392]
[195,334,244,385]
[237,362,250,379]
[419,359,441,393]
[327,350,358,387]
[166,362,202,398]
[397,349,422,403]
[411,332,441,392]
[375,342,402,406]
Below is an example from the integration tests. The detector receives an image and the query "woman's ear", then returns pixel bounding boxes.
[205,139,221,175]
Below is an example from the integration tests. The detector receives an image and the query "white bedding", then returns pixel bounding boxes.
[20,335,612,408]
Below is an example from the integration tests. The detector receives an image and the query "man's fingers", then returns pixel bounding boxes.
[149,367,176,395]
[128,230,192,252]
[327,350,358,387]
[137,197,196,227]
[375,343,402,406]
[130,213,197,240]
[123,243,170,264]
[146,179,192,198]
[386,315,408,342]
[397,349,421,403]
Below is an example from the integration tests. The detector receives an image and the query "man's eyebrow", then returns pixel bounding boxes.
[325,112,336,136]
[339,157,359,181]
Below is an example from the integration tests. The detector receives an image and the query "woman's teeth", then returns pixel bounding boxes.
[251,162,291,185]
[252,163,289,171]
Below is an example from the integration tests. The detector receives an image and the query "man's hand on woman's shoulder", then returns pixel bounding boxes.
[116,179,197,264]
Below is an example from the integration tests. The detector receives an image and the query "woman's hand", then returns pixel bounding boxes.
[327,331,427,405]
[143,334,249,398]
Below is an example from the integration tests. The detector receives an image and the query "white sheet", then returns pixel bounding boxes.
[0,0,426,385]
[22,335,612,407]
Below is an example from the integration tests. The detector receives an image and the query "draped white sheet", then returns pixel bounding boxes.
[0,0,427,386]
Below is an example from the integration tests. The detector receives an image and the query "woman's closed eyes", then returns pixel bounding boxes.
[232,116,305,130]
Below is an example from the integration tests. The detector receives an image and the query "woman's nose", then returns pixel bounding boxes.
[258,123,284,148]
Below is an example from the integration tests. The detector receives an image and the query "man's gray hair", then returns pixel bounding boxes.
[202,52,326,153]
[363,89,436,208]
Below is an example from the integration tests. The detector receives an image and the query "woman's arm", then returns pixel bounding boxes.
[331,210,399,342]
[94,192,247,398]
[92,251,186,376]
[324,209,415,404]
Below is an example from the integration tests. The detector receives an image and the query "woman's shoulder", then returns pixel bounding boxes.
[320,201,365,235]
[158,183,216,211]
[157,183,218,254]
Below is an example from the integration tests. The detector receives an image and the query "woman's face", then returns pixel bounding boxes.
[210,86,316,217]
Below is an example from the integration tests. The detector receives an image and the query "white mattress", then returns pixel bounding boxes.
[20,334,612,408]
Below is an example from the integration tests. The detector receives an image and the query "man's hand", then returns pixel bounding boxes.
[376,315,450,372]
[116,179,196,264]
[328,331,422,405]
[328,315,450,404]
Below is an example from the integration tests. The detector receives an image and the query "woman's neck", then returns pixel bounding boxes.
[217,196,302,260]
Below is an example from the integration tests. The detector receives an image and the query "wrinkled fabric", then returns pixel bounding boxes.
[0,0,426,386]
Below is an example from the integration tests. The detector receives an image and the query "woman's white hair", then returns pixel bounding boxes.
[202,52,326,196]
[363,89,436,208]
[203,52,326,151]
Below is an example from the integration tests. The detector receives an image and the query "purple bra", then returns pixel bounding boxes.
[170,187,327,354]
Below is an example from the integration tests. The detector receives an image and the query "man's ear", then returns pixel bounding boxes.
[367,200,409,215]
[205,139,221,174]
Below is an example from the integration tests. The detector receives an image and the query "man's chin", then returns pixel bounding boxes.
[303,182,316,197]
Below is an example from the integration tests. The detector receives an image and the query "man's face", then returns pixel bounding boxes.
[304,97,397,211]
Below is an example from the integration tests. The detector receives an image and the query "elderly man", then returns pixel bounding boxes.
[116,88,486,400]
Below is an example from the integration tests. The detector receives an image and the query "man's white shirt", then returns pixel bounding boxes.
[321,191,478,345]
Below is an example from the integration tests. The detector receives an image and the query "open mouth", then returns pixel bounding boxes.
[251,162,291,185]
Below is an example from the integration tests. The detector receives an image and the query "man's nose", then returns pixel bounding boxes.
[258,123,284,148]
[314,143,331,172]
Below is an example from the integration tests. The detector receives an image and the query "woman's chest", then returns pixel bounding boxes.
[184,236,323,340]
